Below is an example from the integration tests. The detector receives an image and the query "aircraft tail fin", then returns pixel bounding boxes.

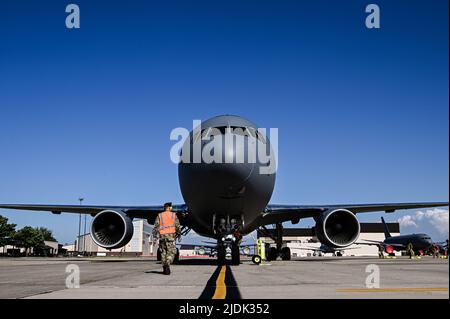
[381,217,392,238]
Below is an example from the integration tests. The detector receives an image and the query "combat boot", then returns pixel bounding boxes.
[163,265,171,275]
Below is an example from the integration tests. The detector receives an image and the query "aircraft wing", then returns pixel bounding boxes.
[0,203,188,224]
[261,202,449,225]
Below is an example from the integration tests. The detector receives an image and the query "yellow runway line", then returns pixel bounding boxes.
[212,265,227,299]
[337,287,448,293]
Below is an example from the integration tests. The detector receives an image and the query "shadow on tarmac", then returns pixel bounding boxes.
[175,258,254,266]
[176,258,220,266]
[145,270,165,274]
[289,257,381,262]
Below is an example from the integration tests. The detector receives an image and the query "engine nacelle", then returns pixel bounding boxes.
[90,210,134,249]
[315,209,360,248]
[385,245,394,254]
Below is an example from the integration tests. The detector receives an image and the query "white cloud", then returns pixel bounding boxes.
[397,208,449,238]
[423,209,449,236]
[397,215,418,228]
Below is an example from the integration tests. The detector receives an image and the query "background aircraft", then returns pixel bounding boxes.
[296,243,361,257]
[357,217,434,255]
[1,115,448,265]
[433,240,448,256]
[193,241,254,258]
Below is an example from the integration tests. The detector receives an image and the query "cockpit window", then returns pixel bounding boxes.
[192,126,265,142]
[256,130,266,144]
[247,127,266,143]
[247,127,256,138]
[193,127,212,143]
[230,126,249,136]
[248,127,266,144]
[201,127,212,138]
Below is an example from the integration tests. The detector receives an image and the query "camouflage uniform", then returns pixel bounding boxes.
[378,245,384,259]
[407,242,415,259]
[153,214,181,267]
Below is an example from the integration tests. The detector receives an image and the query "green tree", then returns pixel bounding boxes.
[36,227,56,242]
[0,215,16,247]
[14,226,44,256]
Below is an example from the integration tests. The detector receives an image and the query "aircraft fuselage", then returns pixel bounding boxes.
[178,115,276,238]
[385,234,433,251]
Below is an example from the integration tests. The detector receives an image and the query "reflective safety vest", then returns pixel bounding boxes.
[159,210,176,235]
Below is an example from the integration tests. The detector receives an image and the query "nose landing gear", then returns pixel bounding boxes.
[217,234,242,265]
[214,215,243,265]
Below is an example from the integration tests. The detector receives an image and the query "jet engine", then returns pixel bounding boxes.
[90,210,134,249]
[315,209,360,248]
[385,245,394,254]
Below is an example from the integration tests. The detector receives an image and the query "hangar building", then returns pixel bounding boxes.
[73,220,158,256]
[257,222,401,257]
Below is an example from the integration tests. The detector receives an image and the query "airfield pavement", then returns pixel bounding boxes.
[0,256,448,299]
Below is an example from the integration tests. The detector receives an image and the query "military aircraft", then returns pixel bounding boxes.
[357,217,434,255]
[194,241,253,258]
[433,240,448,256]
[296,243,361,257]
[0,115,448,265]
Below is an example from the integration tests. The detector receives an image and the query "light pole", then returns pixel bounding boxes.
[83,201,87,255]
[78,197,84,254]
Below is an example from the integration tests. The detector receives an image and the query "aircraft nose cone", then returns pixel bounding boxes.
[206,163,254,196]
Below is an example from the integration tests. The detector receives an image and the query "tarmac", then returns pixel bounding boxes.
[0,256,448,299]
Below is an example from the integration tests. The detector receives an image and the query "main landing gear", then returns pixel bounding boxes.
[260,223,291,262]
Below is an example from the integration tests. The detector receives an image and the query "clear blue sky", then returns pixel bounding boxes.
[0,0,448,244]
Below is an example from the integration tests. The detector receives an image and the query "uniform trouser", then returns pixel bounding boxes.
[159,236,177,267]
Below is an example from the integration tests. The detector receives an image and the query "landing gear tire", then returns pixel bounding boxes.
[217,245,226,265]
[281,247,291,260]
[266,247,278,261]
[252,255,262,265]
[231,244,240,265]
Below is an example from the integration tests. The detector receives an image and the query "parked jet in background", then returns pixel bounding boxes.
[297,243,361,257]
[0,115,448,265]
[357,217,434,255]
[430,240,448,256]
[195,241,254,257]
